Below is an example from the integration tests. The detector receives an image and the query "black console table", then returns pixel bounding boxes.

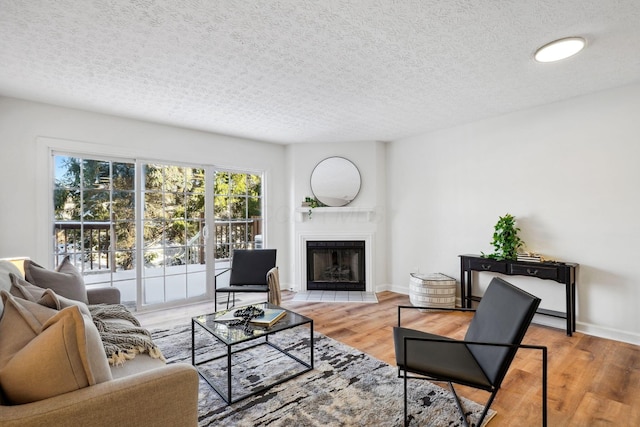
[459,254,578,336]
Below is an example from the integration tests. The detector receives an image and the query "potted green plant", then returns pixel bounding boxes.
[481,213,524,260]
[304,197,324,219]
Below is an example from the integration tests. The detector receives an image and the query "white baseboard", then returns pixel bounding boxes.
[575,322,640,346]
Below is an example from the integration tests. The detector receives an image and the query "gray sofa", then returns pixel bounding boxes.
[0,259,199,427]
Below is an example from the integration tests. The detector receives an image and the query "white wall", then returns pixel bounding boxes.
[387,82,640,344]
[0,97,289,281]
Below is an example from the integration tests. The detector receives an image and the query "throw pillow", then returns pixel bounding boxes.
[37,288,92,317]
[0,304,112,405]
[10,274,91,317]
[0,261,24,316]
[24,256,88,303]
[0,291,59,369]
[9,273,47,301]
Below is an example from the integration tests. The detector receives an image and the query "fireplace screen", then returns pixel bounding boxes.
[306,241,365,291]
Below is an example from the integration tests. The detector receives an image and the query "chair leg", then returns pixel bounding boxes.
[448,383,471,427]
[476,392,497,427]
[448,383,498,427]
[542,347,548,427]
[403,369,408,427]
[448,383,497,427]
[226,292,231,309]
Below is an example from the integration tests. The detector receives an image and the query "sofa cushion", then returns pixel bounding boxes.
[10,274,92,317]
[9,273,46,301]
[0,261,23,317]
[110,352,167,379]
[0,301,112,405]
[0,291,58,369]
[24,256,88,303]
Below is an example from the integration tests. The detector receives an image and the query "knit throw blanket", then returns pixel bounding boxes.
[88,304,166,366]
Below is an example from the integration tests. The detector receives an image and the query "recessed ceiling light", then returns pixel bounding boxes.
[534,37,586,63]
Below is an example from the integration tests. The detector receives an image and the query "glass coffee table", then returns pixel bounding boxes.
[191,302,314,404]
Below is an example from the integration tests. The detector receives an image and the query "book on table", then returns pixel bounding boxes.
[250,308,287,327]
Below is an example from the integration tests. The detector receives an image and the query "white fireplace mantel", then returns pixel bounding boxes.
[294,206,375,222]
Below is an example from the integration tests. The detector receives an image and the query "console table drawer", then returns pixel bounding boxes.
[509,264,558,280]
[467,258,508,273]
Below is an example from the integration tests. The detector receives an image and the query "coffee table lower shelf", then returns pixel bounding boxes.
[191,317,314,404]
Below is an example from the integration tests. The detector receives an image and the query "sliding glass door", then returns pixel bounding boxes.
[52,153,264,311]
[53,155,212,309]
[141,163,208,305]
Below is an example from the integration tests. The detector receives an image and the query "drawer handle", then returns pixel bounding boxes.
[481,264,492,270]
[526,269,538,276]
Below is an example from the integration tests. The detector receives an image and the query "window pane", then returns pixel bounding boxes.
[144,192,165,220]
[214,196,230,220]
[115,250,135,271]
[144,164,164,191]
[186,245,205,267]
[143,221,164,248]
[83,159,110,190]
[187,271,206,297]
[188,168,205,192]
[214,171,229,195]
[230,173,246,195]
[114,221,135,250]
[231,223,247,245]
[144,250,164,274]
[216,244,230,259]
[83,190,111,220]
[54,189,76,220]
[248,196,261,218]
[167,220,186,245]
[186,193,204,219]
[247,174,262,196]
[216,223,230,246]
[113,162,135,190]
[185,220,203,243]
[162,165,185,193]
[165,273,186,302]
[229,196,247,219]
[112,191,134,220]
[55,156,79,188]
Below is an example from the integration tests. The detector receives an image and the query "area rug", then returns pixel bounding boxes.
[151,324,495,427]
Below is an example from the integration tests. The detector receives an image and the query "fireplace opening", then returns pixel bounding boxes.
[306,240,365,291]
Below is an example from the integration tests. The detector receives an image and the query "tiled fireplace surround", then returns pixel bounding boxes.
[295,207,376,294]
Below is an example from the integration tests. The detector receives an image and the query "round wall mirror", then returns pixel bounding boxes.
[310,157,361,207]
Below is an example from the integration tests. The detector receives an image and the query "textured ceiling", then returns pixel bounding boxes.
[1,1,640,144]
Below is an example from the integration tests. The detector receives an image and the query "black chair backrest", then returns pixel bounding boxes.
[229,249,277,286]
[465,277,541,387]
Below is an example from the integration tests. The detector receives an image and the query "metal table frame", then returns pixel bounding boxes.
[191,304,314,404]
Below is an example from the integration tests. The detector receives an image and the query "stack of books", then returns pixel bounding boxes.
[517,252,544,263]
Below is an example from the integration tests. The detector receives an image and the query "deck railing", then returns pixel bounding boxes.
[53,218,262,272]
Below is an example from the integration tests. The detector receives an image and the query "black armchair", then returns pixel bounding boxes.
[394,277,547,426]
[214,249,277,309]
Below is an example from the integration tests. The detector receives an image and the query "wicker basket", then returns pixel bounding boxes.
[409,273,457,308]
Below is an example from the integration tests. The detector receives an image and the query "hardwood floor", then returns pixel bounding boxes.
[136,291,640,426]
